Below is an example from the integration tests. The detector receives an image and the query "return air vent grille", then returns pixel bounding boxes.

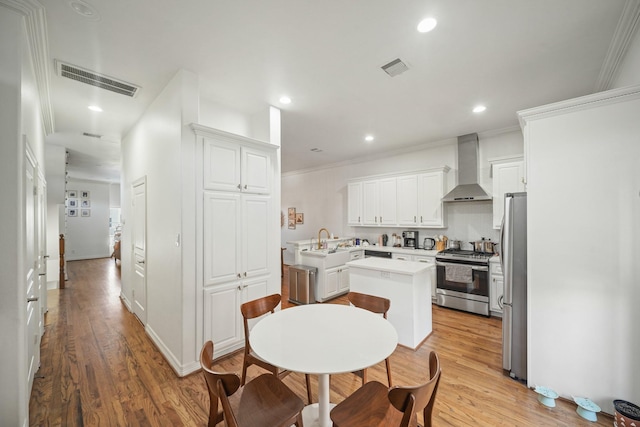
[381,58,409,77]
[55,60,140,97]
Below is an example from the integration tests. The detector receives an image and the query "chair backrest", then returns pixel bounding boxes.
[348,291,390,318]
[240,294,281,346]
[200,341,241,402]
[387,351,441,427]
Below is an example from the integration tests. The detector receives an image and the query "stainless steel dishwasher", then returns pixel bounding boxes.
[288,265,317,304]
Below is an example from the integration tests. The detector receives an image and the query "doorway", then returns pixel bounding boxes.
[131,177,147,324]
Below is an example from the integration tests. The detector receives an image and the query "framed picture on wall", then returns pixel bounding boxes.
[67,190,78,198]
[81,190,90,199]
[68,209,77,217]
[296,213,304,224]
[68,199,78,208]
[81,199,91,207]
[288,207,296,229]
[81,209,91,217]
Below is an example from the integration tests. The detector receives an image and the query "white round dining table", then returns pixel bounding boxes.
[249,303,398,427]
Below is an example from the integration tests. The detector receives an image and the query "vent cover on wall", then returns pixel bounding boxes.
[55,60,140,97]
[381,58,409,77]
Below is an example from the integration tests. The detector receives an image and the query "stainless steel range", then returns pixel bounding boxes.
[435,249,491,316]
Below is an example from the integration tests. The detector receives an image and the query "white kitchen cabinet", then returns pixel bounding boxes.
[347,182,363,225]
[203,192,270,285]
[489,258,503,316]
[204,136,271,194]
[417,171,446,227]
[490,157,525,229]
[203,277,268,356]
[396,175,419,225]
[392,253,411,261]
[362,178,397,226]
[413,255,437,301]
[349,167,448,228]
[321,266,350,301]
[194,124,280,360]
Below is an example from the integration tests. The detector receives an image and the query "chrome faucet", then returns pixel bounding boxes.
[317,228,330,249]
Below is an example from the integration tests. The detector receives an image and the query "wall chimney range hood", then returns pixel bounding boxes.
[442,133,492,202]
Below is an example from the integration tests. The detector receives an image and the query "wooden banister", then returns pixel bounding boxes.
[59,234,65,289]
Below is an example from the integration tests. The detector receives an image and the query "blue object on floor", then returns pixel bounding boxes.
[535,386,559,408]
[574,397,601,422]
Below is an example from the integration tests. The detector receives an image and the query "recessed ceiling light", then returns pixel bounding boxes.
[417,18,437,33]
[68,1,100,20]
[88,105,103,112]
[365,135,374,142]
[473,105,487,113]
[279,96,292,104]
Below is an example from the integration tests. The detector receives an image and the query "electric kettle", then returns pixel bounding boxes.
[423,237,435,250]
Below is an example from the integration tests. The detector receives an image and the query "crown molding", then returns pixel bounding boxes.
[595,0,640,92]
[517,84,640,128]
[0,0,55,135]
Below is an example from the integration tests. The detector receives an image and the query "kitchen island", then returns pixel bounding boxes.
[346,257,433,349]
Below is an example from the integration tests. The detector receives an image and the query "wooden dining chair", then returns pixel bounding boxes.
[200,340,305,427]
[330,350,441,427]
[240,294,313,403]
[347,291,393,386]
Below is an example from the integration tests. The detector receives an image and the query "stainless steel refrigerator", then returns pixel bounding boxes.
[500,192,527,381]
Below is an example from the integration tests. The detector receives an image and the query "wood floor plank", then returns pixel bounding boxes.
[29,259,612,426]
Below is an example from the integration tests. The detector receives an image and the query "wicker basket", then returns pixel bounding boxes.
[614,400,640,426]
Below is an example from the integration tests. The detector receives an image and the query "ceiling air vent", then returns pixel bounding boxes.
[55,60,140,97]
[83,132,102,138]
[381,58,409,77]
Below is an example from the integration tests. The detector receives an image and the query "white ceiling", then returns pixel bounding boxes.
[40,0,632,181]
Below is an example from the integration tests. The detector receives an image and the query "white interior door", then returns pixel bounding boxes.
[24,140,40,393]
[132,178,147,324]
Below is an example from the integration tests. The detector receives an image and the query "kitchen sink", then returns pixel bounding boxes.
[301,247,351,268]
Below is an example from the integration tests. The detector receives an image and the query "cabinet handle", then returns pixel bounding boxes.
[414,216,416,222]
[421,216,423,222]
[237,285,242,291]
[244,184,248,190]
[27,297,39,302]
[358,216,360,222]
[243,272,247,277]
[498,295,504,308]
[237,184,242,190]
[237,273,241,279]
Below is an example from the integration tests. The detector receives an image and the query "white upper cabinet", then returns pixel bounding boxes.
[397,175,419,225]
[204,137,271,194]
[352,167,448,228]
[347,182,363,225]
[490,157,525,229]
[417,171,446,227]
[362,178,396,226]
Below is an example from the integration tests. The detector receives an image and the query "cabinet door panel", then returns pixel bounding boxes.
[204,192,241,285]
[379,178,397,225]
[338,267,350,293]
[243,147,271,194]
[243,195,270,278]
[418,172,444,227]
[204,138,241,191]
[492,160,524,229]
[397,175,418,225]
[325,268,339,297]
[347,182,362,225]
[204,284,242,355]
[362,181,379,225]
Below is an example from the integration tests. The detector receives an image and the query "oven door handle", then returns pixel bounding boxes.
[436,261,488,272]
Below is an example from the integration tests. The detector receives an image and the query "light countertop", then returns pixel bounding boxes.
[346,257,434,275]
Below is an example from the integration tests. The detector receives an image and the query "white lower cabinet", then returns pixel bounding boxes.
[204,277,269,357]
[489,258,504,316]
[323,266,349,301]
[413,255,437,301]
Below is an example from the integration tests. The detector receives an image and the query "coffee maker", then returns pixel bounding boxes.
[402,231,419,249]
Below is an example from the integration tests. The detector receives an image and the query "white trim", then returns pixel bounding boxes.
[190,123,278,151]
[346,166,451,184]
[517,84,640,128]
[0,0,55,135]
[595,0,640,91]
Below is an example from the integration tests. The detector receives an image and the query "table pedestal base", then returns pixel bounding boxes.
[302,373,335,427]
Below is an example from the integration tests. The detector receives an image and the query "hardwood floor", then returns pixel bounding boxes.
[30,259,610,426]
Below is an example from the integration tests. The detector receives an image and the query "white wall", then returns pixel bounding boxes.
[0,7,46,425]
[45,145,66,285]
[522,87,640,414]
[109,183,121,208]
[281,129,523,264]
[613,24,640,88]
[65,179,111,260]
